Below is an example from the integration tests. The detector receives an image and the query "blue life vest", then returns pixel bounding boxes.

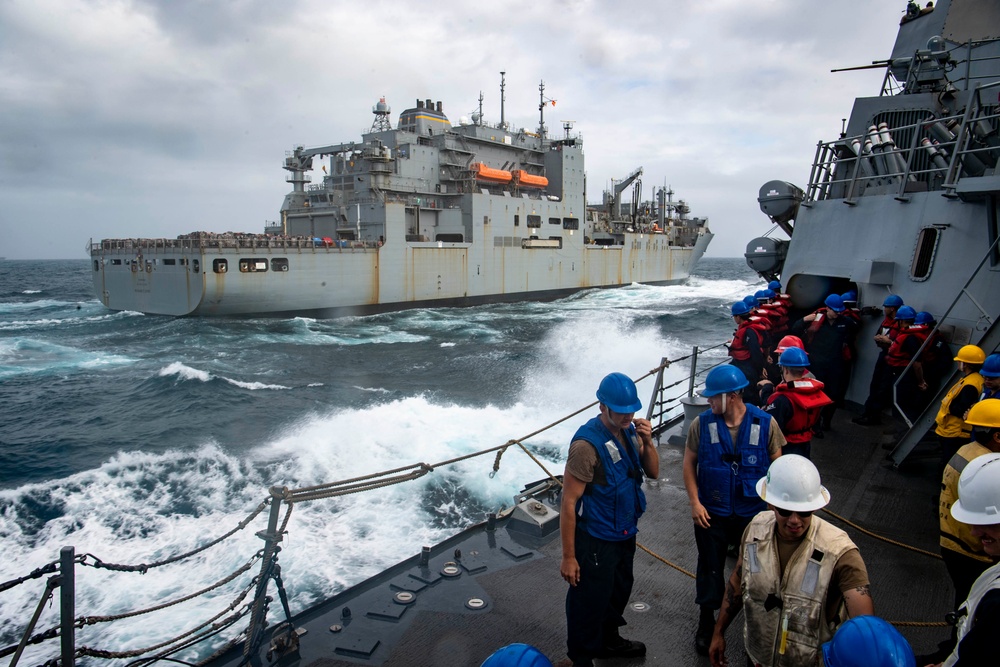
[572,416,647,541]
[981,386,1000,401]
[697,405,771,517]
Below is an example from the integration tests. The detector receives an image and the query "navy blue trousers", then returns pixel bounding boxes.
[565,530,635,663]
[694,512,754,609]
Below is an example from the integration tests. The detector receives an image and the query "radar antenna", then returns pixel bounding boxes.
[370,97,392,132]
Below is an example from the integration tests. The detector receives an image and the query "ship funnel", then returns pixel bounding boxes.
[757,180,803,237]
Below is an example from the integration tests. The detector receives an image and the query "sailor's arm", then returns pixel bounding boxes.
[559,471,587,586]
[709,553,745,667]
[633,417,659,478]
[842,584,874,617]
[683,444,710,528]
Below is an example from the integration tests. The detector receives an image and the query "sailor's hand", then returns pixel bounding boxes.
[804,313,817,322]
[691,501,711,529]
[709,632,727,666]
[560,556,580,586]
[633,418,653,446]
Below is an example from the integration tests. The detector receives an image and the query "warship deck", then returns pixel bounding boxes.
[210,408,952,667]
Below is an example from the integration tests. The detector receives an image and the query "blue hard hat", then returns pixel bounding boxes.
[914,311,934,326]
[824,294,845,312]
[821,616,915,667]
[841,290,857,303]
[982,353,1000,378]
[480,643,553,667]
[755,290,769,303]
[768,280,782,291]
[895,305,916,321]
[762,289,776,299]
[596,372,642,413]
[778,347,810,368]
[883,295,904,308]
[700,365,749,397]
[732,301,751,317]
[743,295,757,307]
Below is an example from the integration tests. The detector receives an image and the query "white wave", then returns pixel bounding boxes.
[22,290,42,294]
[158,361,212,382]
[222,377,290,391]
[439,341,457,347]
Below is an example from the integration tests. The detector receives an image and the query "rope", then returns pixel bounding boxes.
[0,562,59,594]
[78,500,269,573]
[820,508,943,560]
[77,554,261,626]
[637,543,695,579]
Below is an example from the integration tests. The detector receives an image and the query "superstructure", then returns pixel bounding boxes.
[746,0,1000,464]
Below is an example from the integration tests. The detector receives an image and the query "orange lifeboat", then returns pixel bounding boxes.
[473,163,513,183]
[512,170,549,189]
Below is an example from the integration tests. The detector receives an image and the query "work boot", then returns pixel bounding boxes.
[594,636,645,658]
[694,606,715,656]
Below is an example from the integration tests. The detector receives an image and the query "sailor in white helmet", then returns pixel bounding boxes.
[933,452,1000,667]
[708,455,874,667]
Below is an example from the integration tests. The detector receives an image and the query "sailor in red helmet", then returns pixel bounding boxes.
[761,347,833,460]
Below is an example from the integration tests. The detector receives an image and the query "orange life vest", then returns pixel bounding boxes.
[766,378,834,444]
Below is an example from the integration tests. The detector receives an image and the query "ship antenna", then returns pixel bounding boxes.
[500,71,507,130]
[538,81,556,140]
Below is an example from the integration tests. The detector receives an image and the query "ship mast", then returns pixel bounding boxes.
[538,81,547,140]
[499,71,507,130]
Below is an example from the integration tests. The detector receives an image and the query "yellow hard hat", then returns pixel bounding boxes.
[954,345,986,364]
[965,398,1000,429]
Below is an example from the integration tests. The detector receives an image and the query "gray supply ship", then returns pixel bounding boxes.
[747,0,1000,464]
[88,81,712,317]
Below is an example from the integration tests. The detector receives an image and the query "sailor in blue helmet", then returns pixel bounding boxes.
[855,295,907,426]
[822,616,915,667]
[558,372,659,667]
[761,347,833,460]
[791,294,860,436]
[481,643,553,667]
[682,365,784,655]
[728,300,766,390]
[978,353,1000,401]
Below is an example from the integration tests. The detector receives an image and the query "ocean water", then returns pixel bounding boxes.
[0,257,764,663]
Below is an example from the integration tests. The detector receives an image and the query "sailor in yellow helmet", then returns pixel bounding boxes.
[927,399,1000,663]
[934,345,986,471]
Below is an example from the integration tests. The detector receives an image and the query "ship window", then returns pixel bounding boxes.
[192,260,200,273]
[549,217,560,225]
[436,233,464,242]
[93,260,99,271]
[563,217,580,230]
[163,258,176,266]
[214,259,228,274]
[910,227,940,281]
[514,214,520,227]
[111,259,122,265]
[271,258,289,272]
[527,215,542,228]
[179,258,187,266]
[239,258,268,273]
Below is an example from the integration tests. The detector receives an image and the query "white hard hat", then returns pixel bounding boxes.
[951,453,1000,525]
[756,454,831,512]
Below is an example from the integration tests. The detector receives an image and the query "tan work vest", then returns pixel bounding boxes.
[943,561,1000,666]
[935,373,985,438]
[940,443,994,563]
[741,513,857,667]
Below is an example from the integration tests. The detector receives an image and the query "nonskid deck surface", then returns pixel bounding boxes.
[233,410,950,667]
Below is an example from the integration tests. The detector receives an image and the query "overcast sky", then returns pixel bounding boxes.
[0,0,912,260]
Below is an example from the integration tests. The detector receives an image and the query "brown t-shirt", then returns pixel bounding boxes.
[771,531,869,622]
[565,439,605,484]
[685,414,786,456]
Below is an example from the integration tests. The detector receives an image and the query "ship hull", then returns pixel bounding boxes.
[90,230,712,317]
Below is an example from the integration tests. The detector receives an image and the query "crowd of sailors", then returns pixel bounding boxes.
[534,283,1000,667]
